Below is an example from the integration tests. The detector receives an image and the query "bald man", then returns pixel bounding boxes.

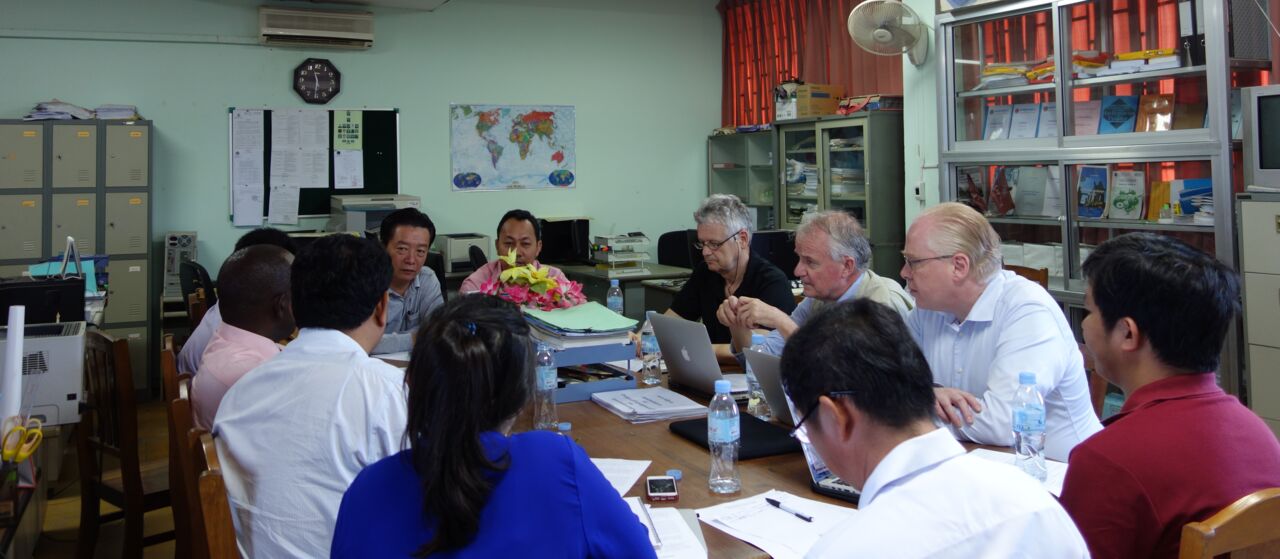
[192,245,295,430]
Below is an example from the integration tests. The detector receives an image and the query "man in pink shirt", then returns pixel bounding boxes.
[460,209,566,294]
[192,245,295,430]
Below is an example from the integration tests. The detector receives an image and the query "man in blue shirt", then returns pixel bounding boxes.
[717,210,911,357]
[373,208,444,354]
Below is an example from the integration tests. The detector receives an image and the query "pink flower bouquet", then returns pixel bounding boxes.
[477,249,587,311]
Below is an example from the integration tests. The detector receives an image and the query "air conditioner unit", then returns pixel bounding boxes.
[259,7,374,50]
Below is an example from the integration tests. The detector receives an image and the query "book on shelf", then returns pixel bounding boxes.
[983,105,1013,140]
[1098,96,1140,134]
[1012,166,1060,217]
[1109,170,1146,220]
[1147,181,1171,221]
[1230,89,1243,140]
[1173,178,1213,216]
[1171,102,1207,130]
[957,166,988,214]
[1074,100,1102,135]
[1135,94,1174,132]
[1076,165,1110,219]
[1143,55,1180,71]
[711,162,739,169]
[989,167,1016,217]
[1008,103,1042,139]
[1037,102,1058,138]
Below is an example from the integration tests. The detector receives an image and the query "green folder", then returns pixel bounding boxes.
[523,302,638,333]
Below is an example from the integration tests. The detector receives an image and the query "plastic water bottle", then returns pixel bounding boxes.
[743,334,771,420]
[708,379,741,494]
[640,312,661,386]
[534,344,558,430]
[606,279,624,314]
[1012,371,1047,482]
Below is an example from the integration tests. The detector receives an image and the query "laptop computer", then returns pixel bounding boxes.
[649,313,747,399]
[744,349,861,504]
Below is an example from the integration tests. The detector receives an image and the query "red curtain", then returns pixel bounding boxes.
[719,0,907,126]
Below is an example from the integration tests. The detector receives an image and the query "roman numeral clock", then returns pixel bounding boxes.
[293,58,341,104]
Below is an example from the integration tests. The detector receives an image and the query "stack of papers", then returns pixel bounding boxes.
[95,104,140,120]
[626,497,707,558]
[590,458,650,497]
[591,387,706,423]
[967,448,1068,496]
[24,99,93,120]
[524,302,637,350]
[696,490,855,559]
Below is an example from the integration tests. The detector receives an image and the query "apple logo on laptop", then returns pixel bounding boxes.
[681,347,691,362]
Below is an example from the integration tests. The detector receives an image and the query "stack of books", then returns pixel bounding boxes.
[591,387,707,423]
[592,234,651,277]
[524,302,637,350]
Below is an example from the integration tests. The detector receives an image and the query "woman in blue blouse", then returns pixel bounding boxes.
[331,295,656,558]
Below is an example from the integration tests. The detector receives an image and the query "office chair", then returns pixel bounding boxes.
[179,261,217,308]
[469,245,489,271]
[658,230,699,269]
[426,251,448,302]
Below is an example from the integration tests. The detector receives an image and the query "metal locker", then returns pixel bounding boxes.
[0,264,33,279]
[103,326,149,391]
[104,259,147,324]
[0,124,43,189]
[52,125,96,188]
[0,195,43,260]
[105,192,148,254]
[51,194,96,254]
[105,125,148,187]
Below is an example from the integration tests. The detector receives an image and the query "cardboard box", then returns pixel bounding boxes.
[776,84,845,120]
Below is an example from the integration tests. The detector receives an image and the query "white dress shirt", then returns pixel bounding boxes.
[178,302,221,375]
[807,428,1088,559]
[213,328,408,559]
[906,271,1101,461]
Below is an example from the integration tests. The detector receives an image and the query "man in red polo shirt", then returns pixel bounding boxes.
[1060,233,1280,558]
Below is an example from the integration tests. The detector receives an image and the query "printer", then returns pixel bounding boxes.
[441,233,492,274]
[326,194,422,236]
[0,321,85,426]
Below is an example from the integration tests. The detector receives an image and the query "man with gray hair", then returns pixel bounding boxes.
[662,194,795,362]
[718,210,912,357]
[901,202,1100,461]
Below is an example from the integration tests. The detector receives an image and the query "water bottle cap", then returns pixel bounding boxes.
[714,379,732,394]
[610,279,619,286]
[665,469,682,481]
[557,422,572,432]
[1019,372,1036,385]
[750,333,765,345]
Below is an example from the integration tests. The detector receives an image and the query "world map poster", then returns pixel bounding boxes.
[450,104,576,191]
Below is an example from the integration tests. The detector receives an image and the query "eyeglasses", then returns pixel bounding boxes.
[693,229,743,251]
[790,390,856,445]
[902,253,954,271]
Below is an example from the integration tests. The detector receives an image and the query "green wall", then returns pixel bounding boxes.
[0,0,723,268]
[902,0,941,227]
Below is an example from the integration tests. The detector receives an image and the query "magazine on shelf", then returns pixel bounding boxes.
[1147,181,1171,221]
[1073,100,1102,135]
[1076,165,1110,218]
[1109,170,1146,220]
[1037,102,1058,138]
[1098,96,1140,134]
[1012,166,1056,217]
[1171,102,1207,130]
[1008,104,1042,139]
[1173,178,1213,216]
[1135,94,1174,132]
[983,105,1014,140]
[957,166,989,214]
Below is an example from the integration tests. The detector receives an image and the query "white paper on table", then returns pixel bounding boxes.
[333,149,364,189]
[232,183,263,227]
[626,497,707,559]
[695,490,855,559]
[371,351,411,361]
[590,458,650,497]
[267,183,300,225]
[968,448,1068,496]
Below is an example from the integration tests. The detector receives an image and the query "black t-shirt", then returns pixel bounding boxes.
[668,251,797,344]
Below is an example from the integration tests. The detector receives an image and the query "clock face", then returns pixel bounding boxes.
[293,58,341,105]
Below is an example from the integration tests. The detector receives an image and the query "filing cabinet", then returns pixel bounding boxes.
[104,259,148,325]
[51,194,95,255]
[0,195,43,260]
[0,124,43,189]
[51,124,96,188]
[105,124,148,187]
[105,192,148,254]
[1237,193,1280,438]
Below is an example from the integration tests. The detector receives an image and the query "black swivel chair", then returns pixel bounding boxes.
[468,245,489,271]
[426,251,448,302]
[179,261,217,309]
[657,229,700,269]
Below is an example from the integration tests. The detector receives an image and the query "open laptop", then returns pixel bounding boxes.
[649,313,747,399]
[744,349,861,504]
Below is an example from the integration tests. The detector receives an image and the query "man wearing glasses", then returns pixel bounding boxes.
[782,299,1087,557]
[900,202,1100,461]
[718,210,912,357]
[662,194,796,362]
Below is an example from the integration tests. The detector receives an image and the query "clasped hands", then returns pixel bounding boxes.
[716,296,790,332]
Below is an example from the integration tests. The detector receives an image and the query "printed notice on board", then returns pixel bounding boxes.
[231,109,265,226]
[268,183,300,225]
[334,150,364,189]
[334,110,362,150]
[271,109,329,189]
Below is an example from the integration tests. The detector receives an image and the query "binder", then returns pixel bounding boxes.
[1179,0,1206,65]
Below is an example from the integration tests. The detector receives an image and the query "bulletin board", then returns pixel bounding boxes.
[228,108,400,221]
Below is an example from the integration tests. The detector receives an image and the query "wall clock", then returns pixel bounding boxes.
[293,58,341,105]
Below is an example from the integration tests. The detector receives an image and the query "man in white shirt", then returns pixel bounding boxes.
[717,210,912,357]
[213,234,407,558]
[781,299,1087,558]
[178,227,297,374]
[901,203,1101,461]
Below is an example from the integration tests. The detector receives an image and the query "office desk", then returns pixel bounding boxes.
[560,264,691,320]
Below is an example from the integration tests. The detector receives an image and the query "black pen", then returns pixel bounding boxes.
[765,497,813,522]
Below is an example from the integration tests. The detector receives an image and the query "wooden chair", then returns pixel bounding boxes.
[1079,342,1109,417]
[78,331,175,559]
[1005,264,1049,289]
[194,431,238,559]
[161,348,192,557]
[169,377,208,559]
[1180,488,1280,558]
[187,288,209,331]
